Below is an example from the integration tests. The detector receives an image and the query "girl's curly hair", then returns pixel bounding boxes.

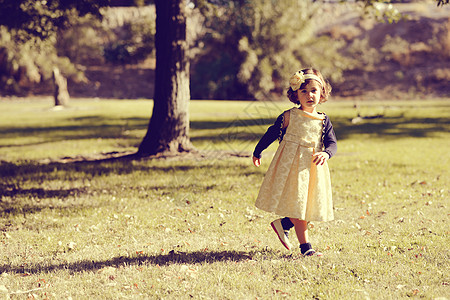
[287,68,332,105]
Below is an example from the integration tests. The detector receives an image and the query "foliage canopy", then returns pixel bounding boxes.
[0,0,448,97]
[0,0,110,94]
[191,0,348,100]
[0,0,109,40]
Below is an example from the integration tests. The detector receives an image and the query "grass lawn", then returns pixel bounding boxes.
[0,97,448,299]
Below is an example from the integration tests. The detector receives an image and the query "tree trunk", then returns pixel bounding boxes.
[137,0,193,156]
[52,67,70,107]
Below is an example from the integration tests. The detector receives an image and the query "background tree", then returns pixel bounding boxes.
[139,0,448,156]
[0,0,109,94]
[190,0,348,100]
[0,0,447,157]
[0,0,107,39]
[137,0,193,156]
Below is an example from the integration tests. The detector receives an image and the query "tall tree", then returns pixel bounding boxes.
[137,0,193,156]
[0,0,108,94]
[138,0,448,156]
[0,0,108,39]
[1,0,447,157]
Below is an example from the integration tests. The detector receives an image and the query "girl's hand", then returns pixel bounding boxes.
[253,156,261,167]
[312,152,330,166]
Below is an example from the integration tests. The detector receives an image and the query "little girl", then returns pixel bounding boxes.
[253,68,337,257]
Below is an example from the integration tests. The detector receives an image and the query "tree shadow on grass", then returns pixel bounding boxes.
[332,116,450,140]
[0,151,247,218]
[0,185,88,199]
[0,249,264,275]
[0,154,199,180]
[190,114,450,145]
[0,149,248,183]
[0,185,92,217]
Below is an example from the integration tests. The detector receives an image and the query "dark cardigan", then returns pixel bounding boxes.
[253,110,337,159]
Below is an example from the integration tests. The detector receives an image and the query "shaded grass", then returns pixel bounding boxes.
[0,98,448,299]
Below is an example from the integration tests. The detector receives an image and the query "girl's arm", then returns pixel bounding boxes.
[313,115,337,166]
[253,111,289,164]
[322,115,337,158]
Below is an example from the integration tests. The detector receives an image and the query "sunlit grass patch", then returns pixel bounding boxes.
[0,98,448,298]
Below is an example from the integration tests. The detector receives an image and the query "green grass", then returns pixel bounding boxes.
[0,98,449,299]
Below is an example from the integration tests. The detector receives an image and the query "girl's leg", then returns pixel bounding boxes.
[290,218,322,256]
[281,217,294,230]
[289,218,309,244]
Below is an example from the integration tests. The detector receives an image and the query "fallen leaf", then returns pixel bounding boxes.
[275,289,290,296]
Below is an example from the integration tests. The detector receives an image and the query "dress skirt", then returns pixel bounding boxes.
[255,109,334,222]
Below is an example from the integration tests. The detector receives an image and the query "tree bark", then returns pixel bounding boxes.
[52,67,70,107]
[137,0,193,156]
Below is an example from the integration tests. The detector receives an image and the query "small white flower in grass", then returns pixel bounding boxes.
[179,265,198,278]
[68,242,76,250]
[98,266,116,275]
[179,265,189,273]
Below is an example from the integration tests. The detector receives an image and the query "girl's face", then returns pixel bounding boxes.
[297,80,322,113]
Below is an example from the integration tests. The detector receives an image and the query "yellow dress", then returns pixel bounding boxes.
[255,108,334,221]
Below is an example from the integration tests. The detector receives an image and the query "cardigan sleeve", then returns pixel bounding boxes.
[253,113,285,159]
[253,111,337,159]
[323,115,337,158]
